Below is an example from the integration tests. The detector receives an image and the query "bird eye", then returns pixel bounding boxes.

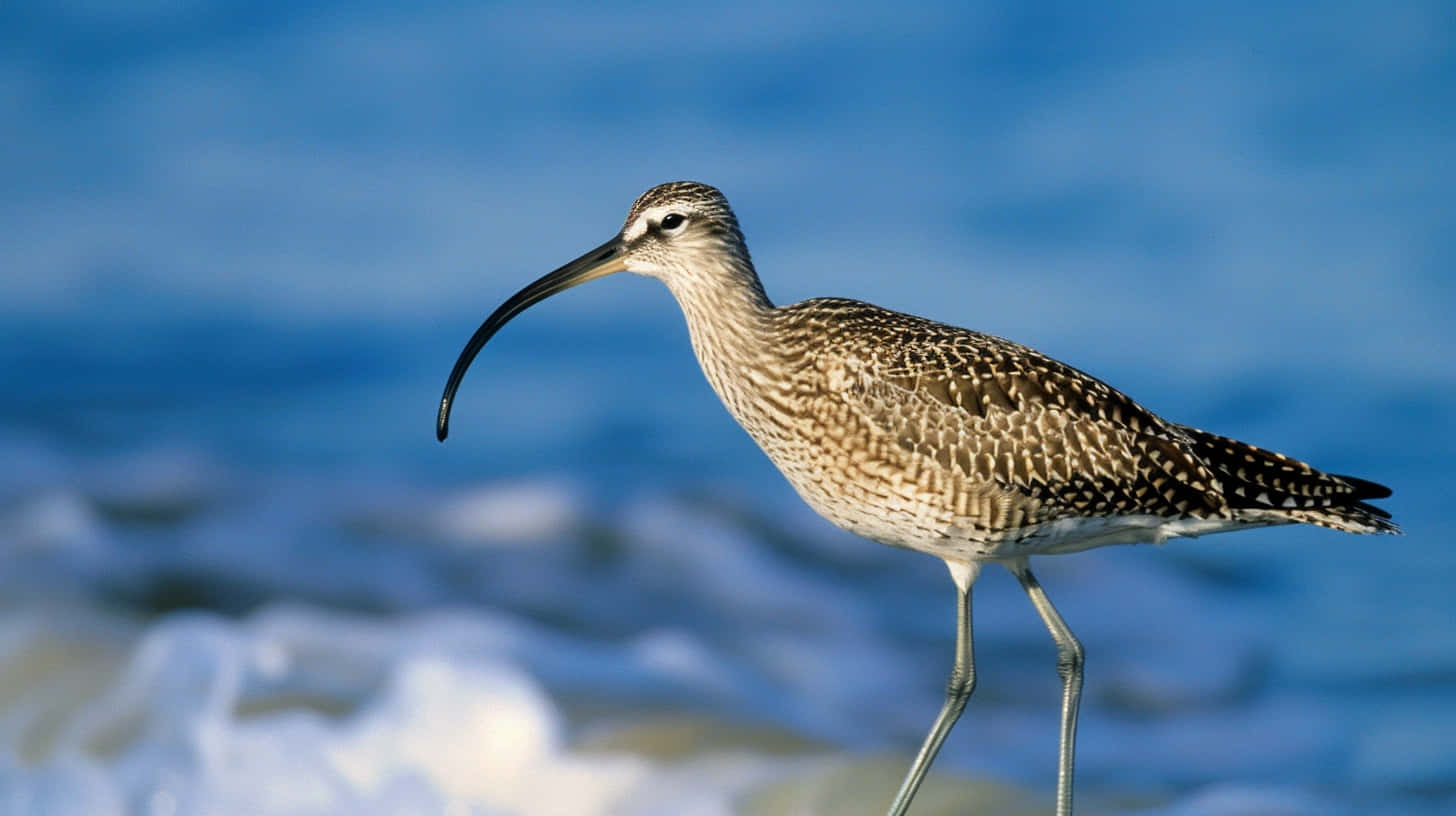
[660,213,686,231]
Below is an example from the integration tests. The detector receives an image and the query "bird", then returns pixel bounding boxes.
[435,181,1399,816]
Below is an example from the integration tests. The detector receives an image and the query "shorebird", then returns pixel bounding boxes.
[436,181,1398,815]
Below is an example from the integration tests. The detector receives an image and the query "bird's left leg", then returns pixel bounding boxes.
[1008,558,1084,816]
[884,560,979,816]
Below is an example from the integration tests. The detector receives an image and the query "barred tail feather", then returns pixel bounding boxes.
[1174,424,1401,536]
[1277,503,1402,535]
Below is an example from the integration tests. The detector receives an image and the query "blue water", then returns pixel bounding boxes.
[2,2,1453,814]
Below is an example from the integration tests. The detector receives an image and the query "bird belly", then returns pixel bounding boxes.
[769,448,1264,562]
[977,514,1267,557]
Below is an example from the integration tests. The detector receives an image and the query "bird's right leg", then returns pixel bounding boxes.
[1009,558,1083,816]
[884,561,979,816]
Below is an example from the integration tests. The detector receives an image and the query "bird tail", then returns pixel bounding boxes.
[1175,425,1401,535]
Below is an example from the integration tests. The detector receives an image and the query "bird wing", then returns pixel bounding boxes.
[821,307,1229,525]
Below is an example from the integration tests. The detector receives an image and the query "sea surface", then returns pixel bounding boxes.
[2,2,1453,814]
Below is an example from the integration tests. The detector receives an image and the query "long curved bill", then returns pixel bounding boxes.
[437,237,627,441]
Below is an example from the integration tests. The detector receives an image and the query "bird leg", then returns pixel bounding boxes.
[885,563,978,816]
[1009,559,1084,816]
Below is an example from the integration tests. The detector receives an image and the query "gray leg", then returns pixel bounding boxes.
[1009,559,1084,816]
[885,562,978,816]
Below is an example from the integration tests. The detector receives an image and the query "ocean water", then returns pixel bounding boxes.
[2,1,1453,814]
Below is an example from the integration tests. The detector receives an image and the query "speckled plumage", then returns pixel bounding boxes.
[615,186,1398,565]
[437,181,1398,816]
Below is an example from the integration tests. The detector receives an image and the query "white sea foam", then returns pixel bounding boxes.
[0,606,773,816]
[3,490,104,557]
[1,595,1438,815]
[435,481,583,546]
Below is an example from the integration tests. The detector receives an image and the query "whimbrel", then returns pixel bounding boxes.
[436,181,1398,815]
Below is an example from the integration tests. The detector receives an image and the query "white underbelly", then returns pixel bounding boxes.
[793,477,1277,562]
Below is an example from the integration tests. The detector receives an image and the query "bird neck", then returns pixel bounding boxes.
[661,257,780,413]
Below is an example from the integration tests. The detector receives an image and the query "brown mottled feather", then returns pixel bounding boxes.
[737,298,1399,549]
[602,182,1398,558]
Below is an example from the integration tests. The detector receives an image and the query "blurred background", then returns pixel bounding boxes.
[1,1,1452,814]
